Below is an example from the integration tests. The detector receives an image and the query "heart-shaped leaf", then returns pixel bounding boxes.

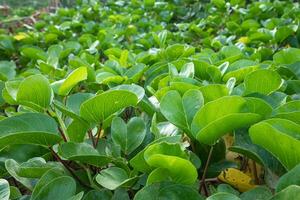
[111,117,146,155]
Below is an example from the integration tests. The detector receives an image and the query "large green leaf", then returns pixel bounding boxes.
[80,90,138,124]
[111,117,146,155]
[249,118,300,170]
[31,167,66,199]
[244,69,282,95]
[0,113,61,148]
[16,74,53,111]
[31,176,76,200]
[192,96,271,145]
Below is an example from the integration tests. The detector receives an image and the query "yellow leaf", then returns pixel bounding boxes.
[218,168,256,192]
[14,33,28,41]
[238,37,249,44]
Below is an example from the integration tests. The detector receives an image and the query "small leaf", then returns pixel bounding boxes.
[95,167,137,190]
[111,117,146,155]
[17,74,53,110]
[160,90,203,136]
[58,67,87,96]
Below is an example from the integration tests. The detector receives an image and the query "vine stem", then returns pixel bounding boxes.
[49,147,91,188]
[88,129,96,148]
[252,160,260,184]
[199,145,214,196]
[46,109,68,142]
[94,123,103,148]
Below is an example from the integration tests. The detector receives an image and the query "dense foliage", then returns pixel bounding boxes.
[0,0,300,199]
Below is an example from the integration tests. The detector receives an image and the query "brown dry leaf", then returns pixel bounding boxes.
[218,168,257,192]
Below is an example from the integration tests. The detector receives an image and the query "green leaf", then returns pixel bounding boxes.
[58,142,112,167]
[111,84,145,102]
[160,90,204,136]
[31,167,66,199]
[134,182,204,200]
[270,185,300,200]
[31,176,76,200]
[111,117,146,155]
[80,90,138,124]
[0,179,9,200]
[276,163,300,192]
[67,119,89,142]
[273,100,300,124]
[5,159,35,190]
[240,186,272,200]
[0,61,16,81]
[199,84,229,103]
[229,129,286,176]
[9,186,22,199]
[129,136,181,173]
[20,46,47,61]
[249,118,300,170]
[144,142,197,185]
[207,192,240,200]
[0,113,61,148]
[57,67,87,96]
[244,69,282,95]
[16,157,59,178]
[17,74,53,111]
[273,48,300,65]
[95,167,137,190]
[82,190,112,200]
[192,96,271,145]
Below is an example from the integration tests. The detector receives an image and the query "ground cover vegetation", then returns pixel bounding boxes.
[0,0,300,199]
